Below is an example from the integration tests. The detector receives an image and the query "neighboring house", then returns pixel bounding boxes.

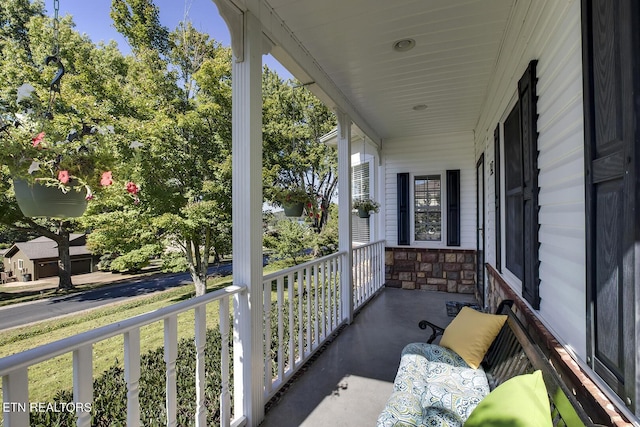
[2,234,97,281]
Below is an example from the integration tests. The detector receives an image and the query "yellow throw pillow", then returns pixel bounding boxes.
[439,306,507,369]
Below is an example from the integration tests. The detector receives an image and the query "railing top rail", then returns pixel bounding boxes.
[0,284,246,376]
[262,251,347,282]
[352,239,386,251]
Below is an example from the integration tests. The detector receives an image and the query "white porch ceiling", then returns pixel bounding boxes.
[265,0,515,140]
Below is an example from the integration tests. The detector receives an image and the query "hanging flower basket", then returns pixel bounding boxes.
[283,201,305,217]
[353,198,380,219]
[275,186,313,217]
[13,179,88,218]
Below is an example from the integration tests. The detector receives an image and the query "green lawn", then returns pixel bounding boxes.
[0,278,234,402]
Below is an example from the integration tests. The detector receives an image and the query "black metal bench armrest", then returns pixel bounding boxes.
[418,320,445,344]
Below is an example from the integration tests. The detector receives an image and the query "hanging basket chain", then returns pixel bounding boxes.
[52,0,60,56]
[45,0,64,118]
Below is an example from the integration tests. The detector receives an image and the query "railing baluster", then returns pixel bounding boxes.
[320,263,326,340]
[313,264,319,348]
[164,315,178,427]
[358,248,367,305]
[298,269,304,364]
[288,272,295,372]
[366,246,373,297]
[324,261,330,336]
[73,344,93,427]
[305,266,311,357]
[124,328,141,427]
[338,256,342,324]
[378,243,383,290]
[219,297,231,427]
[277,276,285,382]
[194,305,207,427]
[364,246,368,297]
[331,258,340,328]
[263,280,272,392]
[353,248,362,306]
[2,367,29,426]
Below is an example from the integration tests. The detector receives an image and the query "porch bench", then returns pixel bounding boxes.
[377,301,593,427]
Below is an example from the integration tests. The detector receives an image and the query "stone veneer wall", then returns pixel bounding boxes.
[485,264,633,427]
[385,247,476,293]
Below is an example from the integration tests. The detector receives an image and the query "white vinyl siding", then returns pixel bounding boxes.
[475,0,586,359]
[384,131,475,249]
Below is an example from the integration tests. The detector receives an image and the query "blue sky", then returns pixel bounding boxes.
[51,0,292,79]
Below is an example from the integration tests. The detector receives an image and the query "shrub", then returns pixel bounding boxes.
[30,328,231,426]
[110,244,162,272]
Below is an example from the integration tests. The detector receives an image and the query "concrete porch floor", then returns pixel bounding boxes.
[259,287,478,427]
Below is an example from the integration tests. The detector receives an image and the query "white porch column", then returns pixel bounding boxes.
[337,110,354,323]
[226,8,265,427]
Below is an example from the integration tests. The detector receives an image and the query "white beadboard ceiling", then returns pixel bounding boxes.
[265,0,515,140]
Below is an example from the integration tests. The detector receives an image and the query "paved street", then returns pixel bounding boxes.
[0,263,234,331]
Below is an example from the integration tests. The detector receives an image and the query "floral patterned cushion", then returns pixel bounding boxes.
[377,343,490,427]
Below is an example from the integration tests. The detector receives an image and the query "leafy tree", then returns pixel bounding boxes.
[313,203,339,256]
[83,20,233,296]
[110,0,169,55]
[0,0,44,58]
[262,69,338,232]
[264,218,311,265]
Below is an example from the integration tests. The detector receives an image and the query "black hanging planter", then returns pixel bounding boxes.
[357,208,371,219]
[13,179,88,218]
[283,201,305,217]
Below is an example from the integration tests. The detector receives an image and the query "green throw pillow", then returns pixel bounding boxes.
[464,370,553,427]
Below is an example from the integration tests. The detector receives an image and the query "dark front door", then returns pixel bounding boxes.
[476,154,485,307]
[582,0,639,414]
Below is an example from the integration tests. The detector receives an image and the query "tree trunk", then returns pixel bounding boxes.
[185,238,207,297]
[56,227,74,290]
[193,274,206,297]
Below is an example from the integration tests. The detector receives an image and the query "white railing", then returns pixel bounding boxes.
[352,240,386,311]
[262,251,346,400]
[1,243,388,426]
[0,284,247,427]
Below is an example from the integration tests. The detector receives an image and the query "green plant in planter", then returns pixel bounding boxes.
[353,198,380,218]
[0,84,141,216]
[274,186,314,217]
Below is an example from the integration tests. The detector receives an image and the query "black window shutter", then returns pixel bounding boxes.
[397,173,410,245]
[494,125,502,272]
[582,0,639,407]
[518,60,540,309]
[504,104,523,280]
[446,170,461,246]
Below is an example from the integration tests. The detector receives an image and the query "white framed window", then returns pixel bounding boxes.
[413,174,444,244]
[18,259,24,270]
[352,162,370,202]
[398,170,459,247]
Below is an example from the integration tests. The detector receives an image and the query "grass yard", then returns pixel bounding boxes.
[0,258,310,408]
